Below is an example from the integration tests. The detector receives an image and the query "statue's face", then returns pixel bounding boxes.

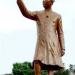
[43,0,54,9]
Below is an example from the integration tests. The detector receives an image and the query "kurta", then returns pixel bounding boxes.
[33,10,65,70]
[17,0,65,70]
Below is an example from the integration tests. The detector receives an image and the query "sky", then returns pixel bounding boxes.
[0,0,75,74]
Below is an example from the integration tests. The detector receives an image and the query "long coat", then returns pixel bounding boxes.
[17,0,65,70]
[32,10,65,69]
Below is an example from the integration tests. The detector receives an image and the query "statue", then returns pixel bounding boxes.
[17,0,65,75]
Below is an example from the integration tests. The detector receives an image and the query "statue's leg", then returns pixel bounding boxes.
[34,61,41,75]
[48,70,54,75]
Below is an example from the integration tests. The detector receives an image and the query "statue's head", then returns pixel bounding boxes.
[43,0,55,9]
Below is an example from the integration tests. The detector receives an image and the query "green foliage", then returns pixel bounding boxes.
[41,70,47,75]
[12,61,71,75]
[12,62,34,75]
[12,61,48,75]
[54,69,69,75]
[73,69,75,73]
[69,64,73,71]
[69,64,75,74]
[4,74,12,75]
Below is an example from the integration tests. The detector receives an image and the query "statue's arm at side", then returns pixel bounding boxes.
[57,16,65,56]
[17,0,38,20]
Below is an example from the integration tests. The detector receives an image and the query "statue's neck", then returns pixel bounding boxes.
[45,8,52,12]
[45,7,52,11]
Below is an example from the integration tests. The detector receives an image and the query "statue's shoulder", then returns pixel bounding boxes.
[35,10,44,14]
[52,11,61,18]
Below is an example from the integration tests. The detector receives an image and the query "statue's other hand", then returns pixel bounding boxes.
[61,49,65,56]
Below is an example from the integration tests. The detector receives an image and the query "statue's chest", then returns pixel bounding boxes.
[37,12,58,31]
[38,13,57,26]
[38,12,57,23]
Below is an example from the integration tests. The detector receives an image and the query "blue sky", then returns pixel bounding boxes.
[0,0,75,74]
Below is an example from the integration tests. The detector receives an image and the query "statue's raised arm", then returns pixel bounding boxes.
[17,0,38,20]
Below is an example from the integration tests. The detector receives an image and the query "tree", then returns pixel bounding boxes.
[54,69,69,75]
[4,74,12,75]
[69,64,75,74]
[69,64,73,71]
[12,61,70,75]
[12,62,34,75]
